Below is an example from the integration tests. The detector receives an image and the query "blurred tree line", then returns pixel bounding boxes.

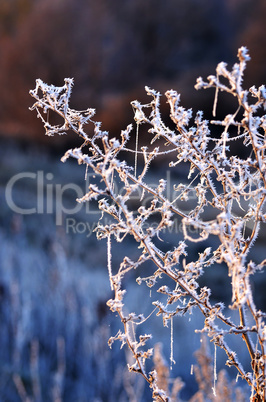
[0,0,265,145]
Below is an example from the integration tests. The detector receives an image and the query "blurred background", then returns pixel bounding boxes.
[0,0,265,144]
[0,0,265,400]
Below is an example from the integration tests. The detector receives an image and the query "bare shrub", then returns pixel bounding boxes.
[30,47,266,401]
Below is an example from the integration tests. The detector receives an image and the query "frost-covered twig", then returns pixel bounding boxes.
[30,47,266,401]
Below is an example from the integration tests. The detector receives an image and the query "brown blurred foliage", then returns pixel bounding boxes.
[0,0,265,145]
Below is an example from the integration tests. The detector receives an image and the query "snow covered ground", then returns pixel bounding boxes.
[1,139,264,400]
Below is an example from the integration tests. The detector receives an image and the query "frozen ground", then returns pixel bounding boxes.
[1,139,264,400]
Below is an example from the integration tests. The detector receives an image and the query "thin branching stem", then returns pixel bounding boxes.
[30,47,266,401]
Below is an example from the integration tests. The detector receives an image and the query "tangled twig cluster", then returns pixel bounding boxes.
[30,47,266,401]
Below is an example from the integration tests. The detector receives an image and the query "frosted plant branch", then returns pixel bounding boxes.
[30,47,266,401]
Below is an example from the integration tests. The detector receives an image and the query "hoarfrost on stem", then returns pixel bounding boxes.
[30,47,266,401]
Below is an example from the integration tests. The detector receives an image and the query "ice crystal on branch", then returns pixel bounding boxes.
[30,47,266,401]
